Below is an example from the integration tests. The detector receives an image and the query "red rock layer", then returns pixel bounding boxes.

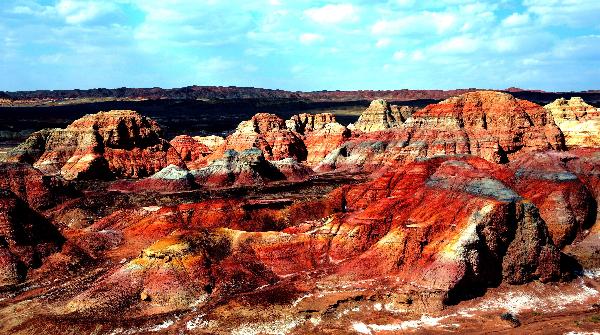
[24,110,183,180]
[286,113,351,166]
[212,113,307,162]
[317,91,565,172]
[0,190,64,287]
[63,156,570,316]
[508,151,596,248]
[169,135,213,169]
[0,162,71,209]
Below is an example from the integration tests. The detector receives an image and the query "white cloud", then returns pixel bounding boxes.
[55,0,118,25]
[433,35,480,54]
[502,13,530,27]
[194,57,237,80]
[372,12,457,36]
[376,38,391,48]
[393,51,406,60]
[304,4,359,25]
[524,0,600,27]
[299,33,324,45]
[411,50,424,61]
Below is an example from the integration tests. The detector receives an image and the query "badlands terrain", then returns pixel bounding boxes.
[0,90,600,334]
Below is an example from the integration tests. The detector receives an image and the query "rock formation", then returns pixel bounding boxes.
[169,135,213,169]
[3,92,600,333]
[317,91,565,172]
[286,113,351,166]
[214,113,307,162]
[110,164,197,193]
[0,190,64,287]
[350,99,417,132]
[325,156,560,298]
[192,148,312,187]
[508,151,596,248]
[1,128,55,164]
[193,135,224,151]
[9,110,183,180]
[545,97,600,148]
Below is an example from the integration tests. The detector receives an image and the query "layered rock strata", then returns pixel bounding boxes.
[213,113,307,162]
[545,97,600,148]
[5,110,183,180]
[192,148,312,187]
[286,113,351,166]
[350,99,417,132]
[318,91,565,172]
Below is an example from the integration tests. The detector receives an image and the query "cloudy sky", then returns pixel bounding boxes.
[1,0,599,91]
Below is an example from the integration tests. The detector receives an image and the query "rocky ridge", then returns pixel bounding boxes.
[2,110,183,180]
[1,91,600,334]
[318,91,565,172]
[545,97,600,148]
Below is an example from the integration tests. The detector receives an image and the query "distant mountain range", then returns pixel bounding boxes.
[1,85,599,106]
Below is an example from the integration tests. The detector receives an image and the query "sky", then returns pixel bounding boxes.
[1,0,599,92]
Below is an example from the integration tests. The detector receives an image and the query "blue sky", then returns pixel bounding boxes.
[1,0,599,91]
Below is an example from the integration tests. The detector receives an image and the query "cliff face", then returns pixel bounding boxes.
[213,113,307,162]
[286,113,351,166]
[317,91,565,172]
[545,97,600,148]
[0,190,64,287]
[3,110,183,180]
[350,99,417,132]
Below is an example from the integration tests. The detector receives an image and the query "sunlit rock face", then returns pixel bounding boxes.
[212,113,308,162]
[286,113,351,166]
[327,156,560,297]
[350,99,416,133]
[191,148,312,187]
[317,91,565,172]
[7,110,183,180]
[169,135,212,169]
[0,190,64,287]
[545,97,600,148]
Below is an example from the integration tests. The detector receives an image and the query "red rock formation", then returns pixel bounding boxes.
[170,135,225,170]
[508,151,596,248]
[192,148,312,187]
[170,135,212,163]
[0,162,68,209]
[545,97,600,148]
[286,113,351,166]
[21,110,184,180]
[350,99,413,132]
[317,91,565,172]
[325,156,561,298]
[0,190,64,287]
[213,113,307,162]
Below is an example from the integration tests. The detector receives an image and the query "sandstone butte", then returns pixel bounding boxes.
[3,110,184,180]
[545,97,600,148]
[1,90,600,334]
[349,98,418,132]
[317,91,565,173]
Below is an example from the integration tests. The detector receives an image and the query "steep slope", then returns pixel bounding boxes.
[286,113,351,166]
[212,113,307,162]
[7,110,184,180]
[545,97,600,148]
[317,91,565,172]
[0,190,64,287]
